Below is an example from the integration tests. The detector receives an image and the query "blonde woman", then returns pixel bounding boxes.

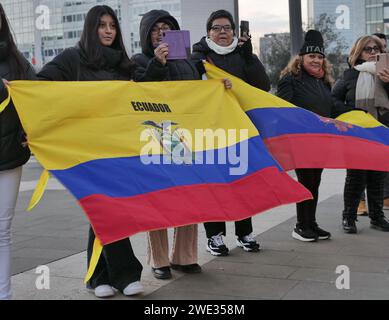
[332,35,389,234]
[277,30,334,242]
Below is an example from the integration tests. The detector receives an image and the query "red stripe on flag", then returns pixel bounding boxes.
[264,134,389,171]
[79,167,311,244]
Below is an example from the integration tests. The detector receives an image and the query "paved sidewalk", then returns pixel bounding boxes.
[10,160,389,300]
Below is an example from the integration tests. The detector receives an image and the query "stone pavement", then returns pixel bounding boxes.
[10,158,389,300]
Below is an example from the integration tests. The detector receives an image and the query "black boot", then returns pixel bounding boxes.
[342,217,358,234]
[367,171,389,232]
[370,216,389,231]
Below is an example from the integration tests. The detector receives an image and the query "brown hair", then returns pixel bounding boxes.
[280,55,334,85]
[348,35,384,67]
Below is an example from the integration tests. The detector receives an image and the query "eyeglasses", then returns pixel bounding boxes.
[210,25,233,33]
[363,46,380,54]
[151,25,171,35]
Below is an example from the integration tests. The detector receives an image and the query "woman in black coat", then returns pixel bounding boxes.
[191,10,269,257]
[38,5,143,298]
[277,30,333,243]
[0,3,36,300]
[332,35,389,234]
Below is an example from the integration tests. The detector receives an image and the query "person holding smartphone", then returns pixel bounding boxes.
[332,35,389,234]
[191,10,270,257]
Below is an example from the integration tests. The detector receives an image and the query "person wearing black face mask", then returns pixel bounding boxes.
[0,3,36,300]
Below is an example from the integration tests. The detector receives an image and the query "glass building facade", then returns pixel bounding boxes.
[2,0,236,69]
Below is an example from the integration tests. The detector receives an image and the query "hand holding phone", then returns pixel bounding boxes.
[240,20,250,38]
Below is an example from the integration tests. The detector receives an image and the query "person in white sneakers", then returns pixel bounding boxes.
[38,5,144,298]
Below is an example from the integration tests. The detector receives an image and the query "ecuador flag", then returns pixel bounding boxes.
[205,63,389,172]
[8,79,311,245]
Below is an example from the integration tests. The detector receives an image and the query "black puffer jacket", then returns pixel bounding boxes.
[277,68,334,118]
[0,57,36,171]
[38,46,131,81]
[332,61,389,125]
[191,37,270,91]
[132,10,200,82]
[331,65,360,117]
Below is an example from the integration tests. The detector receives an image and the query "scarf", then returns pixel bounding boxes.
[354,61,389,119]
[205,37,238,55]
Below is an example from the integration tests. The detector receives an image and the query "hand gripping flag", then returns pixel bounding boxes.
[205,63,389,172]
[8,80,311,248]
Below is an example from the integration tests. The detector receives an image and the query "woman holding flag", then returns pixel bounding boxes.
[191,9,269,256]
[38,5,144,298]
[0,3,36,300]
[277,30,333,242]
[332,35,389,234]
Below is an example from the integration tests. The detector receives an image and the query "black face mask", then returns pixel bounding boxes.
[0,41,9,61]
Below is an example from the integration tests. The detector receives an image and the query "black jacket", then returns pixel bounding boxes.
[331,66,360,117]
[191,36,271,91]
[0,57,36,171]
[332,61,389,125]
[132,10,200,82]
[277,68,334,118]
[38,46,131,81]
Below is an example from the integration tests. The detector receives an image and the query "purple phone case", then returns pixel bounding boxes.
[162,30,191,60]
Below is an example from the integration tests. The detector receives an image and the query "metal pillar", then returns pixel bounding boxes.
[289,0,304,56]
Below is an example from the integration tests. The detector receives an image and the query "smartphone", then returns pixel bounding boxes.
[161,30,191,60]
[240,20,249,37]
[376,53,389,73]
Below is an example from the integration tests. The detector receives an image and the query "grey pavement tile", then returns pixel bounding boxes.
[288,267,339,283]
[147,273,298,300]
[11,257,50,275]
[212,248,298,265]
[282,280,389,300]
[285,253,389,274]
[204,260,297,280]
[12,247,77,260]
[11,236,87,252]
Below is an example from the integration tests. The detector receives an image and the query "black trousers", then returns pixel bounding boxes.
[343,170,386,220]
[87,227,143,291]
[204,218,253,238]
[295,169,323,228]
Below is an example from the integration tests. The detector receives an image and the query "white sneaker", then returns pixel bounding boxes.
[123,281,144,296]
[94,285,115,298]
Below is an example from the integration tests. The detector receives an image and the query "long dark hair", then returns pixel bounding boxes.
[0,3,27,79]
[79,5,133,73]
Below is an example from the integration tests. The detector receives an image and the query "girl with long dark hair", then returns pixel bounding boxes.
[0,3,36,300]
[38,5,143,298]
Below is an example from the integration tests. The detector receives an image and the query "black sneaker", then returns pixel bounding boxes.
[312,223,331,240]
[151,266,172,280]
[292,225,318,242]
[206,234,229,256]
[370,216,389,232]
[236,233,260,252]
[343,218,357,234]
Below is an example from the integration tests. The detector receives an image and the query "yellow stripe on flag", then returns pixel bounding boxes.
[0,86,11,113]
[27,169,50,211]
[84,237,103,284]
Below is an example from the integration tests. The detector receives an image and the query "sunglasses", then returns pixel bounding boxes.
[363,46,380,54]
